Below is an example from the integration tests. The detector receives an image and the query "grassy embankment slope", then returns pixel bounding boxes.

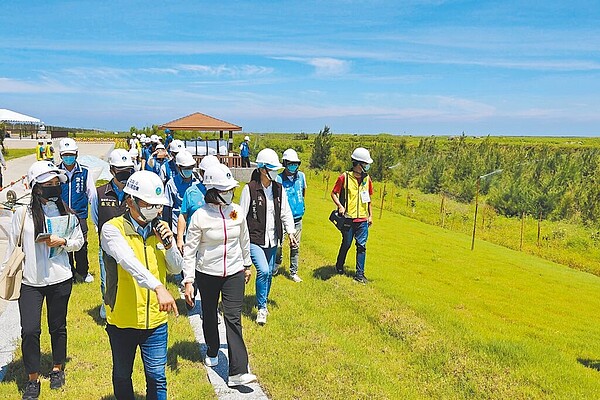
[243,172,600,399]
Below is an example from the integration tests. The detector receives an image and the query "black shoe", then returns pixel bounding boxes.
[353,275,368,284]
[22,380,40,399]
[49,370,65,389]
[335,267,344,275]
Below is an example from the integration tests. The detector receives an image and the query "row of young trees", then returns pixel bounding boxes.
[309,127,600,226]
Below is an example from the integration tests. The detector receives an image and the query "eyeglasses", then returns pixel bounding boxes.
[136,199,162,209]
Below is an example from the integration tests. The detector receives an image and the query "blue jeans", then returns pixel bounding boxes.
[250,244,277,310]
[336,221,369,277]
[106,323,168,400]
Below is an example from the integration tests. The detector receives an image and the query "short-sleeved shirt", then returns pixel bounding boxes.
[180,181,208,226]
[276,171,307,220]
[332,172,373,222]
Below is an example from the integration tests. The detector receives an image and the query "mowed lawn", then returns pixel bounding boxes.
[1,171,600,399]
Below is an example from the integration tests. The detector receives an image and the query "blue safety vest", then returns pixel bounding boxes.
[277,171,306,220]
[59,162,90,219]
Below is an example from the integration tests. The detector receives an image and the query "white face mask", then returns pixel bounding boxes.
[219,191,234,205]
[267,169,279,181]
[139,206,161,221]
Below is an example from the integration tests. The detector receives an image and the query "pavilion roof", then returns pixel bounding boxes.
[159,112,241,131]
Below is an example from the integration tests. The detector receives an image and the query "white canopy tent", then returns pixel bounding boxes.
[0,108,42,124]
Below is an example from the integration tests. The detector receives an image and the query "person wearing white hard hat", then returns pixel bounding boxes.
[45,140,55,162]
[161,139,185,182]
[330,147,374,284]
[57,138,97,284]
[128,147,140,170]
[146,143,170,178]
[183,164,257,387]
[239,135,251,167]
[163,150,199,233]
[176,154,220,253]
[1,161,84,399]
[239,148,296,325]
[274,148,307,282]
[91,149,136,319]
[100,170,182,400]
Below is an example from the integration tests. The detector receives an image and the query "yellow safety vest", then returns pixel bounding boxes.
[45,144,54,160]
[36,145,45,161]
[105,216,169,329]
[343,172,371,219]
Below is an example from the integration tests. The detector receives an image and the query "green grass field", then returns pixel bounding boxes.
[3,148,35,161]
[1,171,600,399]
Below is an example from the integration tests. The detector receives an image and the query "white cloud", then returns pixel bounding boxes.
[0,77,75,93]
[176,64,274,77]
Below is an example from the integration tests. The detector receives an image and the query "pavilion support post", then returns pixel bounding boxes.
[228,130,233,153]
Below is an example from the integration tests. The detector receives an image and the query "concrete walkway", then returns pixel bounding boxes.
[0,142,113,381]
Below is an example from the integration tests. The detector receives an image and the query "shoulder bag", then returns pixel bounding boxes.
[329,172,353,231]
[0,209,27,300]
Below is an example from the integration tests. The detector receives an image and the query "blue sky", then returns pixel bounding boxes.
[2,1,600,135]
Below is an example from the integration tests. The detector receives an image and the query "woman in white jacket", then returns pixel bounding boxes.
[1,161,84,400]
[183,164,257,387]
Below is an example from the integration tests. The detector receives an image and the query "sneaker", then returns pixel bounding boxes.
[228,372,257,387]
[353,275,368,284]
[273,264,281,276]
[83,274,94,283]
[99,304,106,319]
[22,379,40,399]
[335,267,344,275]
[290,274,302,283]
[204,355,218,367]
[256,308,268,325]
[49,370,65,389]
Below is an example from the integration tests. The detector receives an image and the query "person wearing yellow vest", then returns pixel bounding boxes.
[100,170,182,400]
[45,140,55,161]
[35,140,45,161]
[331,147,374,284]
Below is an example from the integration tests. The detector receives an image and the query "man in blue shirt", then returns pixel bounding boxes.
[275,148,307,282]
[163,150,199,234]
[239,136,250,167]
[161,140,184,183]
[57,138,98,283]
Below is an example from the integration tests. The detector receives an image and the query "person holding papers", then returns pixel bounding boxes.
[0,161,84,400]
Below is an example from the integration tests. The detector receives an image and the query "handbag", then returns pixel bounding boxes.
[329,172,353,231]
[0,209,27,301]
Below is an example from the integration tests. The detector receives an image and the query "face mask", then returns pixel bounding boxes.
[180,169,193,179]
[62,155,76,166]
[267,169,279,181]
[139,206,161,221]
[113,168,133,183]
[362,163,371,172]
[218,191,234,205]
[287,164,299,173]
[40,185,62,202]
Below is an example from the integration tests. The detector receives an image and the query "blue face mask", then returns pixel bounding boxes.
[287,164,299,173]
[62,155,76,166]
[180,169,193,179]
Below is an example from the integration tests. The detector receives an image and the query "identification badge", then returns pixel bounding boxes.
[360,190,370,203]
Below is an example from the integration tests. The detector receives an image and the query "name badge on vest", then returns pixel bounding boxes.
[156,243,165,251]
[360,190,370,203]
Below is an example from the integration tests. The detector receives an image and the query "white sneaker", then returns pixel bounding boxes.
[291,274,302,282]
[228,373,257,387]
[84,274,94,283]
[99,304,106,319]
[204,355,218,367]
[256,308,268,325]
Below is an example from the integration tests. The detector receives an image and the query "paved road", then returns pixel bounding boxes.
[0,143,113,381]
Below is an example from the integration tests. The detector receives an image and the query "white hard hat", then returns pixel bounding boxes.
[128,148,139,157]
[203,164,239,191]
[199,154,220,171]
[124,171,169,205]
[282,148,301,163]
[139,133,146,138]
[256,148,282,170]
[351,147,373,164]
[28,161,67,187]
[169,140,184,153]
[150,135,159,143]
[175,150,196,167]
[59,138,78,154]
[132,133,137,137]
[142,137,151,144]
[244,135,250,141]
[155,143,166,150]
[38,139,44,144]
[108,149,134,167]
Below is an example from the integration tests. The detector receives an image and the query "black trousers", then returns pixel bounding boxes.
[69,216,89,277]
[18,279,73,374]
[196,270,249,376]
[241,157,250,168]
